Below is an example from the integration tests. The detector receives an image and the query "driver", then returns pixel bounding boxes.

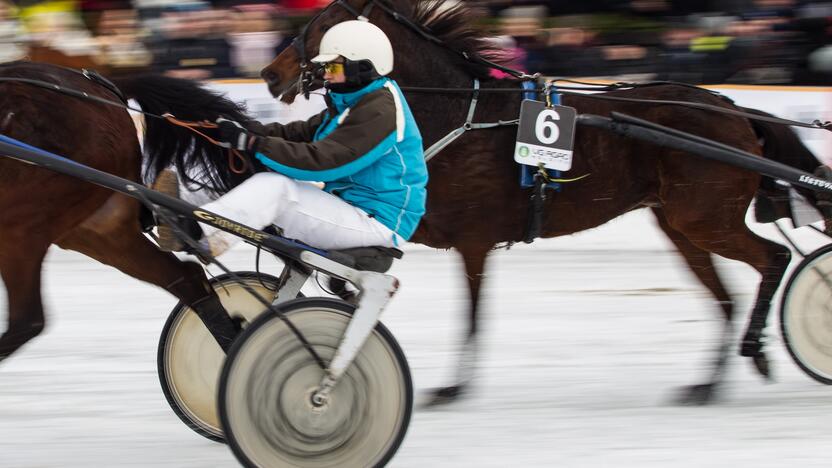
[157,20,427,255]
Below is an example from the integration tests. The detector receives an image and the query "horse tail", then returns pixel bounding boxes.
[112,75,252,193]
[743,106,831,226]
[744,107,821,174]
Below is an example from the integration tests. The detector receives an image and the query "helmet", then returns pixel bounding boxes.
[311,20,394,76]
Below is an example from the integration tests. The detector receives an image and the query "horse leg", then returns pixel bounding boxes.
[56,195,239,351]
[662,205,790,401]
[428,244,491,405]
[0,232,50,362]
[652,208,736,404]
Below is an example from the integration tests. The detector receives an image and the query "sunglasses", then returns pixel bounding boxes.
[323,62,345,74]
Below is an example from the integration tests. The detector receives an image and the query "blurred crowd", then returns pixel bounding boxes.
[2,0,832,85]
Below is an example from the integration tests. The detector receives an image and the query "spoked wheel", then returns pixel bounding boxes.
[219,298,412,468]
[158,271,281,442]
[780,244,832,384]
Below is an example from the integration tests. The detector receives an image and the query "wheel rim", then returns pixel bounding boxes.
[221,305,410,468]
[783,251,832,381]
[162,276,278,439]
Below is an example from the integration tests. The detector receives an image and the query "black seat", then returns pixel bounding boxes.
[329,246,403,273]
[262,225,402,272]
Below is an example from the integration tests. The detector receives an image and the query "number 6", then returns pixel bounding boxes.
[535,109,560,144]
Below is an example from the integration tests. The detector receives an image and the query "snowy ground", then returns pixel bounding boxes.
[1,211,831,468]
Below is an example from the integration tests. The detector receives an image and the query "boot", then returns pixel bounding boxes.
[152,169,185,252]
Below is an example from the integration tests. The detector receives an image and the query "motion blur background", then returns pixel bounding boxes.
[4,3,832,466]
[2,0,832,85]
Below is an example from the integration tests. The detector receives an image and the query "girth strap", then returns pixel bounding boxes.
[424,79,519,162]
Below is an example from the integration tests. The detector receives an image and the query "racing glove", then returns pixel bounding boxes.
[215,118,260,152]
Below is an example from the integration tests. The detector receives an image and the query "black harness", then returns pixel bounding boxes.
[80,68,127,104]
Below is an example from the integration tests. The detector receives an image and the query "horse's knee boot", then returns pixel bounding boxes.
[191,295,239,352]
[0,320,45,360]
[740,328,764,357]
[167,261,238,352]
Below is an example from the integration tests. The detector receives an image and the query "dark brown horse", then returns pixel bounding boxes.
[259,0,826,404]
[0,61,253,363]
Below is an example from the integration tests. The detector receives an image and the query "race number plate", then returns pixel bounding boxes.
[514,99,577,171]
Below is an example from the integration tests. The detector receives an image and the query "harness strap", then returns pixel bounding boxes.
[162,114,250,175]
[81,69,127,104]
[424,79,519,162]
[465,79,480,126]
[0,76,252,174]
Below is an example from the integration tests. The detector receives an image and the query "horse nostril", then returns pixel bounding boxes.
[261,69,279,85]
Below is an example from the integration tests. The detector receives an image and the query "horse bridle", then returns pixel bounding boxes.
[291,0,374,98]
[289,0,535,98]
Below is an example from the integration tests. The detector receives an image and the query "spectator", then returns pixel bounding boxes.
[0,0,27,63]
[227,3,282,77]
[95,8,153,75]
[527,27,605,77]
[147,2,234,79]
[79,0,132,35]
[484,35,527,79]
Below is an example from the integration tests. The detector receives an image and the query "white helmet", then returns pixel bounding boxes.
[311,20,394,76]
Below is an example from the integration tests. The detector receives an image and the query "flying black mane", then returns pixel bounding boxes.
[404,0,504,79]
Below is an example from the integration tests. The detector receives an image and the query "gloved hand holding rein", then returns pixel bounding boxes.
[215,117,261,153]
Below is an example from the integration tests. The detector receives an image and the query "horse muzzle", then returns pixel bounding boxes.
[260,68,291,99]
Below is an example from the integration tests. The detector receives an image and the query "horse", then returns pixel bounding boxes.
[0,61,256,364]
[258,0,830,404]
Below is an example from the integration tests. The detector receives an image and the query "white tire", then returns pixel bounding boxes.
[219,298,412,467]
[158,272,280,441]
[780,246,832,384]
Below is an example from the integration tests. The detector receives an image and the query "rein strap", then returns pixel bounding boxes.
[163,114,250,174]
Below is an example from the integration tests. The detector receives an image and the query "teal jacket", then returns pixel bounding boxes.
[249,78,427,243]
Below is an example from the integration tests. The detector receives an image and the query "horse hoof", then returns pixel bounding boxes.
[675,384,717,406]
[752,354,773,381]
[422,385,466,407]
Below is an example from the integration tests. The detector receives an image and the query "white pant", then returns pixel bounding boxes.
[199,172,401,250]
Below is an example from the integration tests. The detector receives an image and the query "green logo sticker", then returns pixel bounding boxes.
[518,146,530,158]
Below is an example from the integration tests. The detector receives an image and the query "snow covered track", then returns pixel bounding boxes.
[0,233,830,467]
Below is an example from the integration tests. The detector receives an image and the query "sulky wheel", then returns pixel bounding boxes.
[780,244,832,384]
[158,271,280,442]
[219,297,412,468]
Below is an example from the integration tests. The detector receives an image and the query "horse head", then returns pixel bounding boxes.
[262,0,394,102]
[260,0,484,102]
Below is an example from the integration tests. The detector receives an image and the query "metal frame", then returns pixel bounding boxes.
[576,112,832,196]
[0,133,398,400]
